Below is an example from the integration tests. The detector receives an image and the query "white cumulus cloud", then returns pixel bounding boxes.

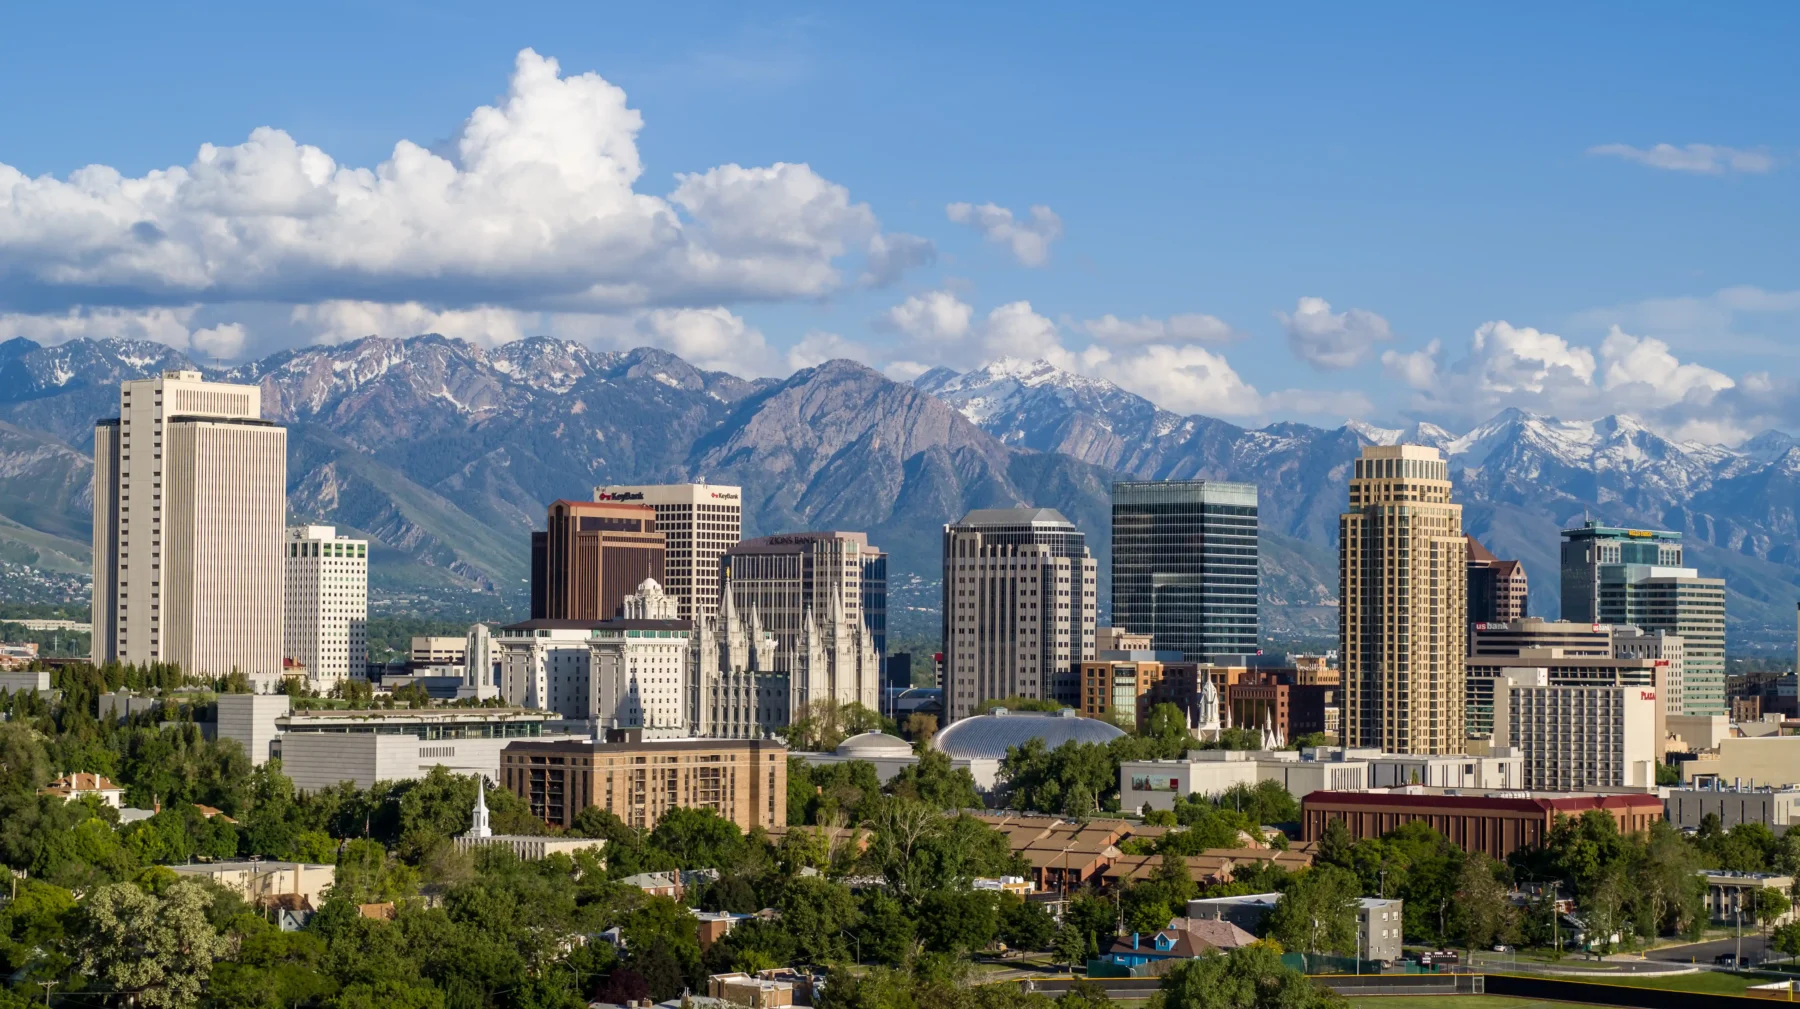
[1382,318,1744,438]
[0,49,923,324]
[786,331,872,371]
[1587,143,1776,175]
[1081,313,1236,345]
[878,290,974,343]
[1277,296,1395,370]
[945,202,1063,267]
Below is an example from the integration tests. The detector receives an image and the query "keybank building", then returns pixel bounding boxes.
[1111,480,1259,662]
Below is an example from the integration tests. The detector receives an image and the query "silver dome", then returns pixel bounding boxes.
[931,708,1125,760]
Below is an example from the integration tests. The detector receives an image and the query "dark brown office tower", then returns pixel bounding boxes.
[529,500,665,620]
[1466,536,1529,626]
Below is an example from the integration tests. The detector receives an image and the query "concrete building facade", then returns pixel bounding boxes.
[1340,445,1467,754]
[593,483,741,621]
[94,371,287,676]
[500,736,787,832]
[283,525,367,689]
[1492,678,1660,790]
[943,507,1097,719]
[1666,785,1800,835]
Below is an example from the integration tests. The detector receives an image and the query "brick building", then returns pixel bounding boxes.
[1301,790,1664,859]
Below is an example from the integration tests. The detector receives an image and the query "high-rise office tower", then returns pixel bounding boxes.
[93,371,287,676]
[943,507,1097,720]
[1465,536,1528,625]
[530,500,664,621]
[594,483,741,621]
[721,531,885,714]
[283,525,368,688]
[1111,480,1259,662]
[1340,445,1466,754]
[1560,521,1684,623]
[1560,522,1724,717]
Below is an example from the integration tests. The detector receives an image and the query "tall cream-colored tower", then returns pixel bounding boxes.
[1340,445,1466,754]
[94,371,287,677]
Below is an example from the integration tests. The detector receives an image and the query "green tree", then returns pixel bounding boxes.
[887,748,983,811]
[1266,866,1360,961]
[853,892,917,967]
[776,876,860,963]
[918,889,999,955]
[1772,921,1800,963]
[1053,924,1090,973]
[1059,978,1114,1009]
[1755,887,1792,939]
[648,806,745,870]
[1160,945,1344,1009]
[1000,894,1056,951]
[1451,851,1514,954]
[77,878,230,1009]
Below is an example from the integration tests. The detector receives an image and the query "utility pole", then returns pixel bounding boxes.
[37,980,57,1008]
[1738,896,1745,971]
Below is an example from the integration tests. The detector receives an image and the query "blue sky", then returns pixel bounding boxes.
[1,3,1796,439]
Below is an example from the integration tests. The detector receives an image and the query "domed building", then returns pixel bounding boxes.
[932,707,1126,761]
[792,728,1003,794]
[836,731,916,761]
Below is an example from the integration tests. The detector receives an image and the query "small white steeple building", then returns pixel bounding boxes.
[469,776,493,839]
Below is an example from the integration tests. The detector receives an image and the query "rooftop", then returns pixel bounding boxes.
[954,507,1075,528]
[934,708,1125,760]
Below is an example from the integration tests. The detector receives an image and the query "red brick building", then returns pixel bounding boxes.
[1301,790,1664,859]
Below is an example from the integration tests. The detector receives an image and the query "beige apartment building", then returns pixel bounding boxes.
[500,735,787,832]
[943,507,1098,720]
[94,371,286,676]
[1340,445,1466,754]
[594,483,742,621]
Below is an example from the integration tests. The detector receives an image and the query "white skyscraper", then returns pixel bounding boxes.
[592,483,741,621]
[94,371,287,677]
[283,525,368,688]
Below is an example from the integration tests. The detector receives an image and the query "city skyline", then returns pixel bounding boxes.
[1,7,1797,441]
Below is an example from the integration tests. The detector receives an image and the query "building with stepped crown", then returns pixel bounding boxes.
[943,508,1098,719]
[1341,445,1467,755]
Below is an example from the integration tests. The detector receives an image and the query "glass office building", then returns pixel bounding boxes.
[1559,522,1683,623]
[1111,480,1259,662]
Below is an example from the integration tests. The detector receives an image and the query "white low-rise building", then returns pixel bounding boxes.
[1120,746,1522,813]
[215,693,575,790]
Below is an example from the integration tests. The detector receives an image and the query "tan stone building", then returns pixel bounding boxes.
[1340,445,1466,754]
[499,735,786,832]
[943,507,1098,718]
[94,371,287,676]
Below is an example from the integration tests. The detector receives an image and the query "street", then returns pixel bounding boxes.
[1645,934,1774,966]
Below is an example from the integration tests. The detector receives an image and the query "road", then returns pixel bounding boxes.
[1644,933,1774,966]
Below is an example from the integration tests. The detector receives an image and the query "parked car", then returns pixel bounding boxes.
[1715,953,1749,967]
[1492,945,1513,953]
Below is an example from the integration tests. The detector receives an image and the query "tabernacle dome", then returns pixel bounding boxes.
[931,708,1125,761]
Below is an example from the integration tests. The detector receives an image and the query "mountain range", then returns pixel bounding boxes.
[1,335,1796,649]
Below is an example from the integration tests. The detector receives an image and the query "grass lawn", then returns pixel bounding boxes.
[1556,971,1763,994]
[1346,992,1584,1000]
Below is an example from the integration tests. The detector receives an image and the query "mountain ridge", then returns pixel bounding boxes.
[0,337,1795,647]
